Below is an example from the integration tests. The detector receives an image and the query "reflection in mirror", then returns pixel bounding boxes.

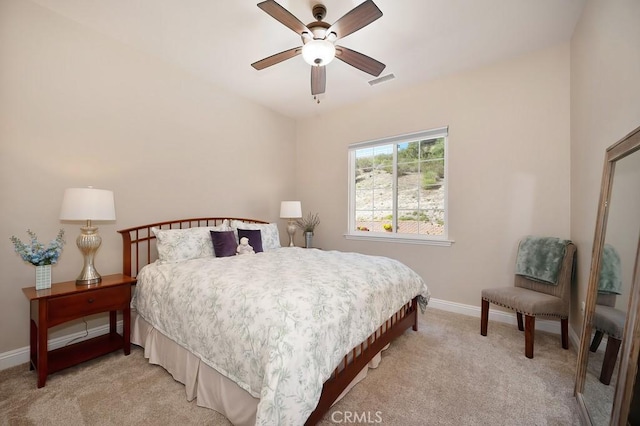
[581,150,640,425]
[574,125,640,426]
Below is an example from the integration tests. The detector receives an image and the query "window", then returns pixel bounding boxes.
[347,127,451,245]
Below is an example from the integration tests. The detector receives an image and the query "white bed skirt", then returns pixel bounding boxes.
[131,311,385,426]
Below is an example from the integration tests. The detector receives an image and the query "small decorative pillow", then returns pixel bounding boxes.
[237,229,263,253]
[152,221,230,262]
[230,221,281,251]
[210,230,238,257]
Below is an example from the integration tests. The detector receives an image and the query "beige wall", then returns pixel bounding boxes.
[3,0,639,359]
[604,153,640,311]
[296,44,571,307]
[569,0,640,332]
[0,0,296,353]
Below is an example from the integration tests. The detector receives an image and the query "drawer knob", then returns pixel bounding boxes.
[87,298,95,303]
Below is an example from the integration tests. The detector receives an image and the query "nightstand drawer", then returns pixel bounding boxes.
[47,286,129,326]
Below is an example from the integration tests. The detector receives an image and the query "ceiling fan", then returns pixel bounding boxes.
[251,0,386,100]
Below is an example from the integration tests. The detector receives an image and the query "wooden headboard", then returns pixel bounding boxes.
[117,217,269,277]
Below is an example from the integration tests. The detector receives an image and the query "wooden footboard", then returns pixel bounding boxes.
[306,296,419,425]
[118,218,421,425]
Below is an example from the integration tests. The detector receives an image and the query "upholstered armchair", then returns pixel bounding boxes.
[588,244,625,384]
[589,294,626,386]
[480,237,576,359]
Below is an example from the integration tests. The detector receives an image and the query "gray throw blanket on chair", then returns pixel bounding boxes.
[598,244,622,295]
[515,236,570,284]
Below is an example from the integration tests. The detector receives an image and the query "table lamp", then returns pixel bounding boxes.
[280,201,302,247]
[60,187,116,285]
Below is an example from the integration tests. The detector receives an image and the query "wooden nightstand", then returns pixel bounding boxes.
[22,273,136,388]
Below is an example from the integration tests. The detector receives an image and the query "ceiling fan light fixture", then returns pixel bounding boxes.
[302,39,335,66]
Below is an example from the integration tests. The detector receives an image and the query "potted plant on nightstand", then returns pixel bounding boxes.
[296,212,320,248]
[10,229,65,290]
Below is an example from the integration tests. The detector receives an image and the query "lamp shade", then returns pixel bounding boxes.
[280,201,302,219]
[60,187,116,221]
[302,39,336,66]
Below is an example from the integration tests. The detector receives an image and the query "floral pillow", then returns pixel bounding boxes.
[230,221,281,251]
[152,220,230,262]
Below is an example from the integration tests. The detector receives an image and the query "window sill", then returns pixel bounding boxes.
[343,233,454,246]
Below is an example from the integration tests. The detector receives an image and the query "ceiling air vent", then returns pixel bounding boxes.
[368,73,395,86]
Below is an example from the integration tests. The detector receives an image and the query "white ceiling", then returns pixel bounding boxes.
[32,0,586,119]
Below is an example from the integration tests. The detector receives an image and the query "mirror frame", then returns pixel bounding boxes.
[575,125,640,425]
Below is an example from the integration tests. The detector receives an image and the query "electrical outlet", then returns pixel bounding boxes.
[581,301,586,312]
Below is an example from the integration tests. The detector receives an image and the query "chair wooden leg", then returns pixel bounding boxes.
[516,312,524,331]
[600,337,622,385]
[481,299,489,336]
[561,318,569,349]
[590,330,604,352]
[525,315,535,359]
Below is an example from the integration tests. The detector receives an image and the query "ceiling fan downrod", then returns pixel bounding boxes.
[312,4,326,21]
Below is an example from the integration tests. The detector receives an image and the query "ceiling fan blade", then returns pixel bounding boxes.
[335,46,385,77]
[326,0,383,41]
[257,0,311,37]
[251,47,302,70]
[311,65,326,95]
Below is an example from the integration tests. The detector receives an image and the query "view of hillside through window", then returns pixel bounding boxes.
[353,137,446,236]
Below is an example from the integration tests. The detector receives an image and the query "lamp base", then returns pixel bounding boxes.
[286,220,297,247]
[75,225,103,286]
[76,276,102,286]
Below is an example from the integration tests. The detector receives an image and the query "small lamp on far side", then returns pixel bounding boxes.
[60,187,116,285]
[280,201,302,247]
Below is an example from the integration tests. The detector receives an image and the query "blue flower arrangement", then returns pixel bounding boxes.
[10,229,65,266]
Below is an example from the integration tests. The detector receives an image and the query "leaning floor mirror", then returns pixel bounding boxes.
[575,125,640,425]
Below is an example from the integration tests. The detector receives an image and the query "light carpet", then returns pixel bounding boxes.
[0,308,582,425]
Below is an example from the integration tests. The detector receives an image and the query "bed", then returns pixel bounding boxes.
[118,217,429,425]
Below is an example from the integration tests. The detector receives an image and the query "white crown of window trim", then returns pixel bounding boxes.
[348,126,449,150]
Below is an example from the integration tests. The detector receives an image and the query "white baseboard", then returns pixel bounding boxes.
[0,321,123,372]
[427,298,583,351]
[0,298,586,371]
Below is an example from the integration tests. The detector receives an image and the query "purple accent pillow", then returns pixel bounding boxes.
[238,229,263,253]
[210,230,237,257]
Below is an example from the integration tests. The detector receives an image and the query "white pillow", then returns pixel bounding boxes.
[230,220,281,251]
[152,220,230,262]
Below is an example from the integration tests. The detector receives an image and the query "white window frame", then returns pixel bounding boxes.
[346,127,453,246]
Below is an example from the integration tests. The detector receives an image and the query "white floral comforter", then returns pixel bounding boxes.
[133,247,429,425]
